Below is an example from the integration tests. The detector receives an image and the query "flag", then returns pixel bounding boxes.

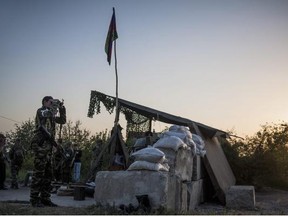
[105,8,118,65]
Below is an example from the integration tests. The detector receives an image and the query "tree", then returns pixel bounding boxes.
[222,122,288,189]
[4,119,35,152]
[3,119,110,182]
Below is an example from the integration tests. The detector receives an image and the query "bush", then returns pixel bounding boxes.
[221,122,288,189]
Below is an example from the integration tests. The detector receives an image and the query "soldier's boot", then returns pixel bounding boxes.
[41,199,58,207]
[31,200,45,208]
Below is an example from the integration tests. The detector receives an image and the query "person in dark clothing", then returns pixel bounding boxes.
[30,96,66,207]
[9,138,25,189]
[61,141,74,185]
[0,133,7,190]
[72,143,82,182]
[52,138,63,182]
[73,144,82,182]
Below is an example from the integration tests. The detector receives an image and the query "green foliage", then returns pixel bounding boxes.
[4,119,35,172]
[222,122,288,189]
[3,119,111,182]
[5,119,35,151]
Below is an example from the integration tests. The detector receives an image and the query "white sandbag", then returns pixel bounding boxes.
[134,137,147,149]
[127,160,169,172]
[131,146,165,163]
[153,136,187,151]
[169,125,191,136]
[196,148,206,157]
[177,126,190,133]
[192,134,205,149]
[169,125,180,131]
[191,134,206,157]
[169,125,189,132]
[186,138,197,156]
[164,130,192,142]
[163,131,187,141]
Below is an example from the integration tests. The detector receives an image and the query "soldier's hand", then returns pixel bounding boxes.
[59,105,66,113]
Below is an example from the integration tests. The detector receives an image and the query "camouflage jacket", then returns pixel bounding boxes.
[34,105,66,138]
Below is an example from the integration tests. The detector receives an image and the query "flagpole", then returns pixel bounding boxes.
[113,8,119,126]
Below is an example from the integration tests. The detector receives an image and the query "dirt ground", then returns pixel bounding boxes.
[192,187,288,215]
[0,187,288,215]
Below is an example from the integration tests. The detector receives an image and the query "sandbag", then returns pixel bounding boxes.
[134,137,147,149]
[153,136,187,151]
[131,146,165,163]
[191,134,206,157]
[186,138,197,156]
[171,125,192,138]
[127,160,169,172]
[192,134,205,148]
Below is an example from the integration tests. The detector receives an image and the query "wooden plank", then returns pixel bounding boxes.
[189,123,235,204]
[202,136,236,204]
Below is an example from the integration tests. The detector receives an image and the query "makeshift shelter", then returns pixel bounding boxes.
[87,90,235,204]
[86,123,129,182]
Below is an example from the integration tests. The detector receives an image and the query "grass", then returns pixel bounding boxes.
[0,202,176,215]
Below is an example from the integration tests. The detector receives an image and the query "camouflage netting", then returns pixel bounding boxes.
[88,91,150,137]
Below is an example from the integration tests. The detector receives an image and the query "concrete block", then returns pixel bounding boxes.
[167,174,181,212]
[192,155,204,181]
[156,147,193,181]
[180,182,188,212]
[226,185,255,209]
[94,170,179,211]
[187,179,204,211]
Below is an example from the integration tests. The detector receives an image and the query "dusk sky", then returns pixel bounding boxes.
[1,0,288,138]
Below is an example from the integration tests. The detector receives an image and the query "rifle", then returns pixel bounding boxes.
[39,125,67,160]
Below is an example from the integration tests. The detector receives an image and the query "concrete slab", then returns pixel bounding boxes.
[94,170,189,212]
[226,185,255,209]
[156,147,193,181]
[0,186,96,207]
[94,170,171,210]
[187,179,204,211]
[202,137,236,204]
[192,155,205,181]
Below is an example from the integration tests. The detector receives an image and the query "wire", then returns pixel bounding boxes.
[0,115,21,124]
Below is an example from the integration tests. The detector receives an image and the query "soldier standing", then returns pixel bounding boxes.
[9,138,25,189]
[72,143,82,183]
[61,141,74,185]
[30,96,66,207]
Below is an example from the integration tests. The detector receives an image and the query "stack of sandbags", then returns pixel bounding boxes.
[160,125,196,156]
[153,131,193,181]
[128,146,169,172]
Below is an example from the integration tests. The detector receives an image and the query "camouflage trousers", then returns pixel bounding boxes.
[30,138,53,205]
[10,163,21,187]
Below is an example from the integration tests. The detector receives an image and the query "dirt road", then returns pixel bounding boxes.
[0,186,288,214]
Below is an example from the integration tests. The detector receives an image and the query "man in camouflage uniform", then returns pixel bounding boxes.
[9,138,25,189]
[52,138,63,183]
[30,96,66,207]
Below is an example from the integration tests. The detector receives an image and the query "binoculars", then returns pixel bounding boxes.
[51,99,64,111]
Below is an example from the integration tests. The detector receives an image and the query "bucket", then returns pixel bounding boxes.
[74,186,86,200]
